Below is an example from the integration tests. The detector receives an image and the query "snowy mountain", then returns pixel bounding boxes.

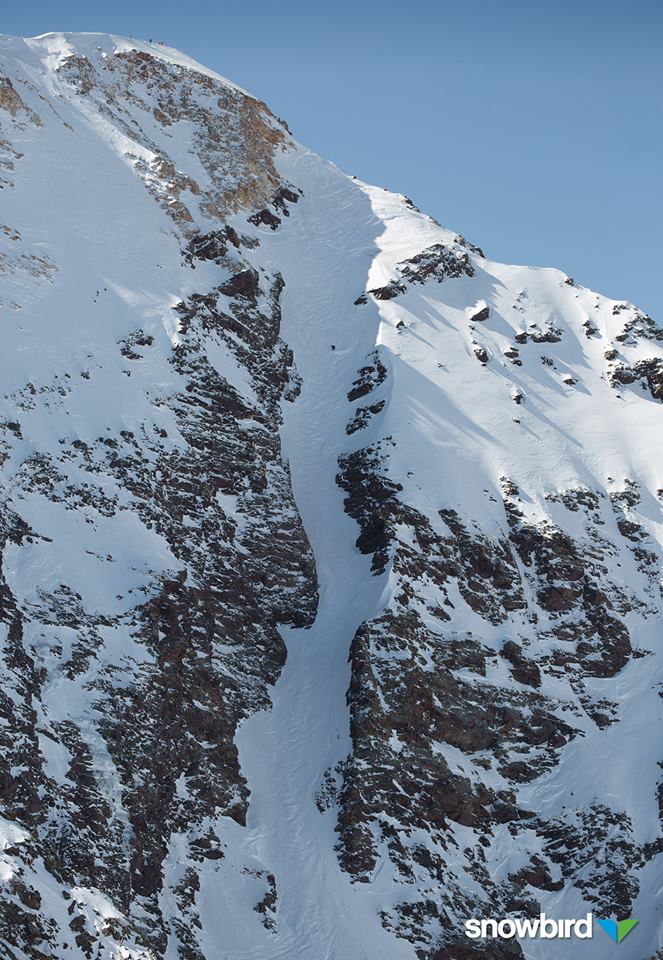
[1,31,662,960]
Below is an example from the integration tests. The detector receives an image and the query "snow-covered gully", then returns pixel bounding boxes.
[228,151,416,959]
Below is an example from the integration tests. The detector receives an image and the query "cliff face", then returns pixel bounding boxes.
[1,32,662,960]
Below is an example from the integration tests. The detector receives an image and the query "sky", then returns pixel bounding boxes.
[2,0,661,319]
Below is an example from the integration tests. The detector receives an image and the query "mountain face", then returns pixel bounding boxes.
[1,32,662,960]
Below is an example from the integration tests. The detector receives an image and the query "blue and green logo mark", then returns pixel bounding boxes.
[596,918,639,944]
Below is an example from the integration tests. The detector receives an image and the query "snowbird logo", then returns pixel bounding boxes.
[596,918,639,943]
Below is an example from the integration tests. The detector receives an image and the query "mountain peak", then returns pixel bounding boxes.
[2,30,246,92]
[1,29,293,224]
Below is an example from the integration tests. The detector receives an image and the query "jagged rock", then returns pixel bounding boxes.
[530,327,563,343]
[347,350,387,402]
[218,268,260,299]
[184,226,241,264]
[609,357,663,400]
[368,281,406,301]
[248,207,281,229]
[501,641,541,687]
[470,306,490,323]
[347,400,385,434]
[399,241,475,284]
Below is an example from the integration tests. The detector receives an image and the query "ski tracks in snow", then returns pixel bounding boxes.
[229,152,417,960]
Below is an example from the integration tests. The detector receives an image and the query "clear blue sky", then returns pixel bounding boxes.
[3,0,661,319]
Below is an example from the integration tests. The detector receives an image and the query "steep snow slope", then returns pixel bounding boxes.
[1,31,663,960]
